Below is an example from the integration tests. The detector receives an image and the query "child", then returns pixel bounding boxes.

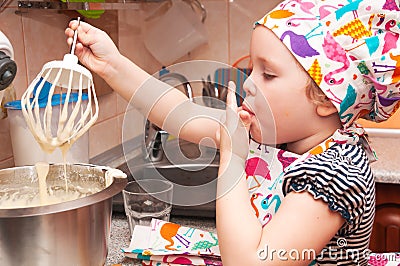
[66,0,400,264]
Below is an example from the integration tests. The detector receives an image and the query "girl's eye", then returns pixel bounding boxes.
[263,73,275,80]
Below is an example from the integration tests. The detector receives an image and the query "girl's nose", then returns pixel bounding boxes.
[243,76,257,96]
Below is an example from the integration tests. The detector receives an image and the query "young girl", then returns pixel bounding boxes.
[66,0,400,264]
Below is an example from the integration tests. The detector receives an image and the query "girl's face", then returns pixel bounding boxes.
[242,26,323,148]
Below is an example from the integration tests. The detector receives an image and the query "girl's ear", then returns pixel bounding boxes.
[316,100,338,117]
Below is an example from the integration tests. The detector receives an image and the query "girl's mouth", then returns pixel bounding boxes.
[241,104,255,116]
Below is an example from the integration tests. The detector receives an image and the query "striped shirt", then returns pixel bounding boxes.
[283,143,375,265]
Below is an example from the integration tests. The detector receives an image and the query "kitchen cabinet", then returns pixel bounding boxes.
[369,183,400,252]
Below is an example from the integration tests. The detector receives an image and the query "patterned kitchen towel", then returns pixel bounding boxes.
[122,219,221,265]
[122,220,399,265]
[125,252,222,266]
[140,260,218,266]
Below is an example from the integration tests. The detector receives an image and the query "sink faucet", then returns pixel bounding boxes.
[144,72,193,162]
[159,72,193,102]
[144,121,169,162]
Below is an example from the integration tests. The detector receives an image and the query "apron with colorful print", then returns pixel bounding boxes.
[245,125,376,227]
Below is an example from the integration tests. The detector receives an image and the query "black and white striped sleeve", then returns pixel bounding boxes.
[282,144,372,236]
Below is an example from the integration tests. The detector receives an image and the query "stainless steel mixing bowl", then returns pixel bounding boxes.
[0,163,127,266]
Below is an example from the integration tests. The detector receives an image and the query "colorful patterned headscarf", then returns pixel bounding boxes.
[256,0,400,127]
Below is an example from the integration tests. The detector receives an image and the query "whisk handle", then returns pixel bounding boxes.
[70,17,81,55]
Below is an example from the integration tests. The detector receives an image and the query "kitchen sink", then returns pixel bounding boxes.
[113,157,219,217]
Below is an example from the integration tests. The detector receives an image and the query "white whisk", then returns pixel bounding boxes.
[21,18,98,153]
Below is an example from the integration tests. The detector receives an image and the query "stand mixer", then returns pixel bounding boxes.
[0,30,17,119]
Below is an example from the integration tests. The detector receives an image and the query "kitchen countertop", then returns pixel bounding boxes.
[369,136,400,184]
[106,213,216,266]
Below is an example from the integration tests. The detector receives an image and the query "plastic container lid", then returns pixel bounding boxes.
[5,76,89,110]
[5,91,89,110]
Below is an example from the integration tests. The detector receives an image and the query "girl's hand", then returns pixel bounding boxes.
[65,20,121,79]
[218,81,252,163]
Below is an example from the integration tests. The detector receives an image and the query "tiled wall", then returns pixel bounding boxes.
[0,0,281,167]
[1,0,399,168]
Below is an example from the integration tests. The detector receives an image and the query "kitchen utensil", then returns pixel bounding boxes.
[202,76,222,108]
[201,77,212,107]
[20,17,98,153]
[0,30,17,118]
[143,0,208,65]
[207,74,217,98]
[0,163,127,265]
[0,50,16,92]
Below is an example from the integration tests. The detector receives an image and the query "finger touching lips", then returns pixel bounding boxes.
[241,104,255,116]
[238,110,252,127]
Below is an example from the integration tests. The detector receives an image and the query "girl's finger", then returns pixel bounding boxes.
[225,81,239,133]
[227,81,238,110]
[215,126,221,143]
[238,110,252,131]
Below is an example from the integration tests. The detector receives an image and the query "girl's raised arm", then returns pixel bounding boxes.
[65,20,223,147]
